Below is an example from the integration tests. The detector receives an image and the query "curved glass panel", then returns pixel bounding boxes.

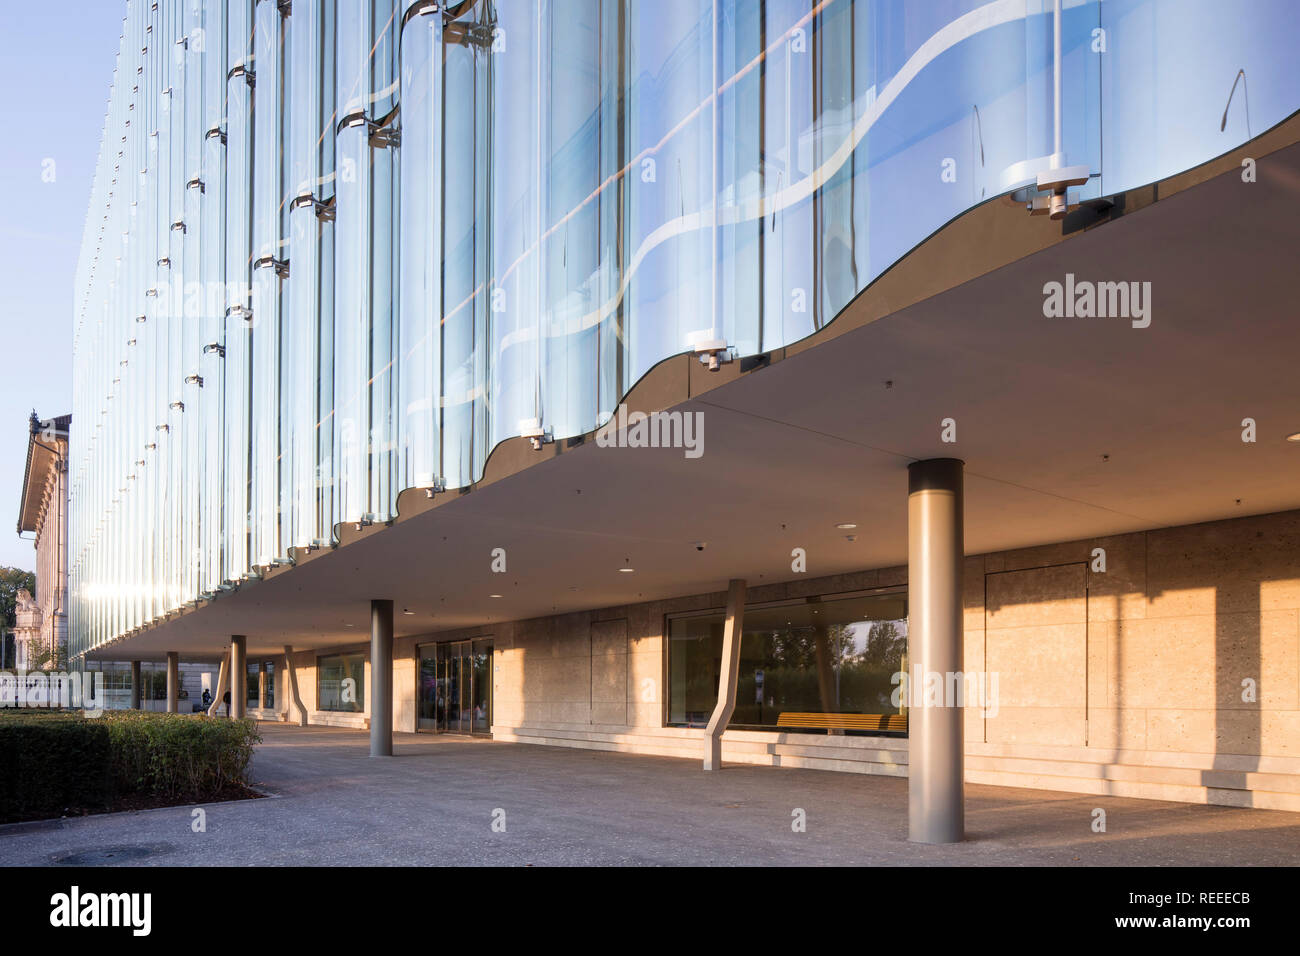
[397,9,442,490]
[68,0,1300,658]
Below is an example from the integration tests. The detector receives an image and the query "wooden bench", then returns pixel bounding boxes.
[776,712,908,733]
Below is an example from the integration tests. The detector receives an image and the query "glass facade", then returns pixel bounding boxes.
[669,590,907,732]
[69,0,1300,660]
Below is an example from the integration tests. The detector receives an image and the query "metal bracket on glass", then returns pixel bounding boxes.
[203,342,226,358]
[184,374,204,387]
[290,192,335,222]
[226,304,253,323]
[157,256,170,267]
[136,314,147,323]
[169,401,185,413]
[186,177,205,193]
[205,126,227,145]
[253,254,290,279]
[170,219,186,234]
[340,109,401,149]
[1030,165,1090,220]
[421,476,448,499]
[690,335,735,372]
[518,419,553,451]
[228,63,255,88]
[370,123,401,148]
[354,516,376,532]
[155,424,170,434]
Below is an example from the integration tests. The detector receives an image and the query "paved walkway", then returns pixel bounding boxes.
[3,723,1298,866]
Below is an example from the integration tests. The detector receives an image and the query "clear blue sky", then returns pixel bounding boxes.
[0,2,125,569]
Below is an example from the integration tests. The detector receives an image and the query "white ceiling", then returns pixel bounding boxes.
[94,135,1300,660]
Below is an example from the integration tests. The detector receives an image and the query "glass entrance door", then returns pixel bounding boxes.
[417,639,493,734]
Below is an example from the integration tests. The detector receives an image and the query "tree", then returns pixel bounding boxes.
[1,567,38,669]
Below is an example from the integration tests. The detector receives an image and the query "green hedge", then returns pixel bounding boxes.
[0,711,261,824]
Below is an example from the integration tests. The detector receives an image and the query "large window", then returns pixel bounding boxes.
[317,653,365,713]
[668,591,907,734]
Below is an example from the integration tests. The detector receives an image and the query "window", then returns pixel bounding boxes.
[263,661,275,709]
[668,591,907,734]
[317,653,365,713]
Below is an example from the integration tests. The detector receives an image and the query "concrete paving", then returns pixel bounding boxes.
[3,722,1299,866]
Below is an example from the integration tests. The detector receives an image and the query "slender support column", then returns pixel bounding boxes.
[206,650,230,717]
[230,636,247,719]
[703,579,747,770]
[166,652,179,713]
[370,600,394,757]
[130,661,142,710]
[283,645,308,726]
[907,458,965,844]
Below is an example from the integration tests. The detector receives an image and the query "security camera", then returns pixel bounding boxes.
[694,542,707,552]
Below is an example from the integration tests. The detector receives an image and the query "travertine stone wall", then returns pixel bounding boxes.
[289,510,1299,803]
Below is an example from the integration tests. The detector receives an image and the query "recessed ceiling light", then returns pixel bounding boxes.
[1287,432,1300,443]
[489,594,503,598]
[402,609,414,615]
[618,567,635,573]
[835,522,857,530]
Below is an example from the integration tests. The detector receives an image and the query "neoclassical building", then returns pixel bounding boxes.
[15,412,71,671]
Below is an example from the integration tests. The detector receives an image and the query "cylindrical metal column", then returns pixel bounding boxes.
[130,661,142,710]
[166,652,179,713]
[370,600,394,757]
[230,636,247,719]
[907,458,965,844]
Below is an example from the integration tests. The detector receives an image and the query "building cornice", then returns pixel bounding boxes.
[17,413,70,536]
